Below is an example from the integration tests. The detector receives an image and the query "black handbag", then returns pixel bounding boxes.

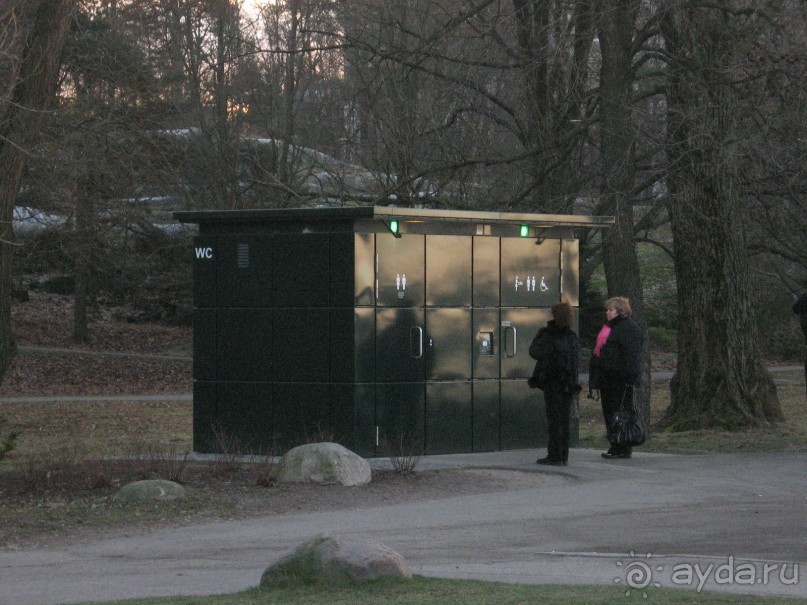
[610,386,646,447]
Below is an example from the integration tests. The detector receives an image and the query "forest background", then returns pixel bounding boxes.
[0,0,805,432]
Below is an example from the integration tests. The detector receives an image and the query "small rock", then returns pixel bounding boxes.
[115,479,185,502]
[276,442,371,486]
[261,534,412,585]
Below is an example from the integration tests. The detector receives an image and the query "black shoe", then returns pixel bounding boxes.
[601,451,631,459]
[537,457,565,466]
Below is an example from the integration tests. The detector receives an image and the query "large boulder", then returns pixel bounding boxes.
[115,479,186,502]
[276,442,371,486]
[260,534,412,585]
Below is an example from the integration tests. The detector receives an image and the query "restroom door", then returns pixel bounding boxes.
[500,307,552,379]
[375,308,426,383]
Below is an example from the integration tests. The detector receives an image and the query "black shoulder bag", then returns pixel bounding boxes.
[610,386,647,447]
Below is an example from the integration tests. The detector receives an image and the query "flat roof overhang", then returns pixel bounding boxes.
[174,205,614,229]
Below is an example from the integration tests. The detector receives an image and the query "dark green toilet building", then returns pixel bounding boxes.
[174,206,611,456]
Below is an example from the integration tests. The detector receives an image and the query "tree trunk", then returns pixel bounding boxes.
[597,0,651,421]
[279,0,300,190]
[73,192,94,343]
[513,0,593,206]
[0,0,74,384]
[661,2,782,429]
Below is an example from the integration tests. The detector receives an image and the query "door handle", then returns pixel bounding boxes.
[410,326,423,359]
[503,326,516,358]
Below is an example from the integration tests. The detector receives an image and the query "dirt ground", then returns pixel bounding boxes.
[0,292,557,549]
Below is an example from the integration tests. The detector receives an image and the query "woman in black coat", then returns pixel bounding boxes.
[590,296,643,459]
[530,301,580,466]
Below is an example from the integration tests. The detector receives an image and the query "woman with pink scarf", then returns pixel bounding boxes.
[589,297,643,459]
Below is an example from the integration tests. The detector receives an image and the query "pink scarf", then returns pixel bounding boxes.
[593,325,611,357]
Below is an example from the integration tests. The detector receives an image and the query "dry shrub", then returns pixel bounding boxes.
[209,424,244,479]
[130,439,191,483]
[248,449,277,487]
[84,456,121,489]
[0,416,18,461]
[381,434,420,475]
[304,423,335,444]
[18,442,84,491]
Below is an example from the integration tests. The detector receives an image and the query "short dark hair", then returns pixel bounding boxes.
[552,301,574,329]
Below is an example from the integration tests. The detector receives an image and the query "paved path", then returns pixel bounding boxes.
[1,449,805,604]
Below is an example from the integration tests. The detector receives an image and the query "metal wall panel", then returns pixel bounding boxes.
[425,308,472,380]
[472,309,499,379]
[426,235,472,306]
[561,239,580,306]
[473,236,500,307]
[500,307,552,379]
[329,308,355,383]
[216,236,273,308]
[330,234,356,307]
[354,308,375,382]
[216,309,273,381]
[271,309,329,383]
[193,382,217,452]
[272,383,330,453]
[217,382,273,451]
[500,238,560,308]
[352,384,376,456]
[500,380,544,449]
[354,233,375,307]
[193,236,217,307]
[376,233,425,307]
[472,380,500,452]
[193,308,216,380]
[375,308,426,382]
[329,384,358,448]
[273,234,330,307]
[426,382,472,454]
[376,383,425,455]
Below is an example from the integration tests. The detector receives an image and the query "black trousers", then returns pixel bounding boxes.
[601,382,632,455]
[544,382,572,462]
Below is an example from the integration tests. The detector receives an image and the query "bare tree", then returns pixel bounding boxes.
[596,0,653,419]
[743,1,807,294]
[0,0,74,382]
[660,1,782,429]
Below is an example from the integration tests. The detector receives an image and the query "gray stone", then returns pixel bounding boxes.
[260,534,412,585]
[115,479,186,502]
[276,442,371,486]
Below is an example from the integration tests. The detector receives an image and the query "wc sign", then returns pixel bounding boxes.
[195,246,214,260]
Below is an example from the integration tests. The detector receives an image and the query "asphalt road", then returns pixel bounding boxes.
[1,448,805,604]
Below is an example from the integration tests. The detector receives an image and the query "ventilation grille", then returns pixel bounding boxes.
[237,243,250,269]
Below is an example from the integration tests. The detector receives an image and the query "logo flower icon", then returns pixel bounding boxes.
[615,552,663,598]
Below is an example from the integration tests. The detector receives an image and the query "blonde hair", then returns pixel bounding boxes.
[605,296,632,318]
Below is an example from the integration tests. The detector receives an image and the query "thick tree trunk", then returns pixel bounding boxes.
[661,2,782,429]
[597,0,651,421]
[0,0,74,384]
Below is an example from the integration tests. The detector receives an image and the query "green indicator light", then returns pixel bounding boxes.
[390,220,399,234]
[519,224,530,237]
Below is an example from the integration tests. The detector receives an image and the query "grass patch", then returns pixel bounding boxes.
[0,399,192,459]
[75,576,807,605]
[578,368,807,454]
